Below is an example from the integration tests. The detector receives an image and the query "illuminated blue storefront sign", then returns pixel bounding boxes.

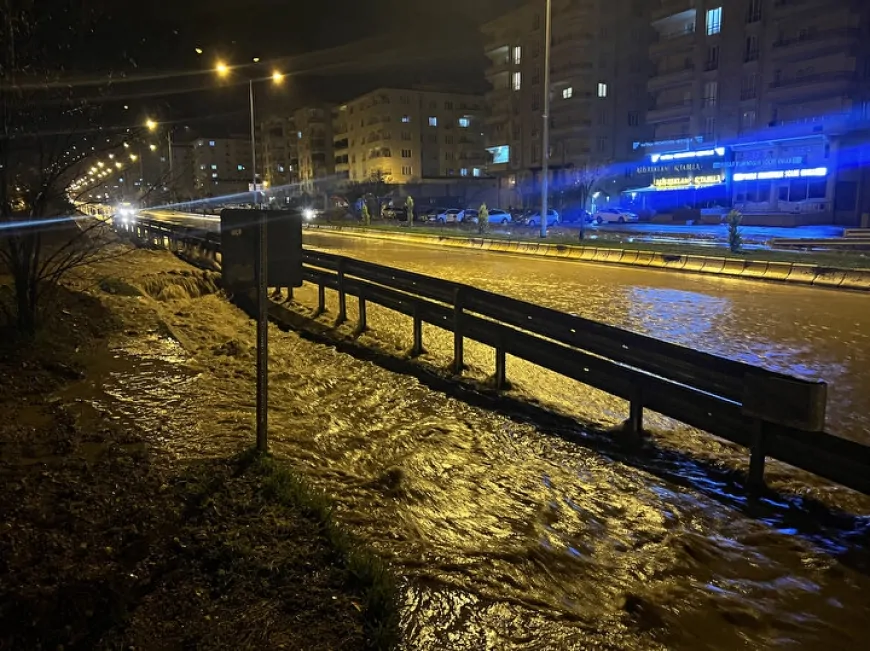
[732,167,828,182]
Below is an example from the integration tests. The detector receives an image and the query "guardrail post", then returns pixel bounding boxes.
[748,420,767,491]
[411,304,424,357]
[316,280,326,316]
[452,287,464,374]
[495,345,507,390]
[337,259,347,324]
[627,388,644,438]
[356,289,367,335]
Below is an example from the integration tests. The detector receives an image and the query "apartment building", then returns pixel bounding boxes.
[258,115,299,191]
[333,105,350,182]
[342,88,487,185]
[191,136,253,197]
[482,0,652,205]
[294,106,335,191]
[638,0,870,225]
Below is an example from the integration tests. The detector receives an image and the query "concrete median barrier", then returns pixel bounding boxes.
[304,225,869,293]
[721,258,746,276]
[763,262,793,282]
[740,260,769,279]
[813,268,846,288]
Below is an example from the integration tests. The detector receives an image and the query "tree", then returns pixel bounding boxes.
[727,209,743,253]
[1,0,152,334]
[361,202,370,226]
[564,162,606,240]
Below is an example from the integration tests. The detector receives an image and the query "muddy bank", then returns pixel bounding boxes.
[0,254,397,650]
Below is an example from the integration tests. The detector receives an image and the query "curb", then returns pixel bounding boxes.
[304,225,870,292]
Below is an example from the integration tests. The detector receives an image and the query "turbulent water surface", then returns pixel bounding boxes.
[75,243,870,650]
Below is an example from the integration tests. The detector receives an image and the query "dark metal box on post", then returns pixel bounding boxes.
[220,209,303,453]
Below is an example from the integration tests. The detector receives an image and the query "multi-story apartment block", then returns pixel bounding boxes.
[294,106,335,190]
[191,136,253,197]
[333,105,350,182]
[343,88,487,185]
[482,0,652,205]
[258,115,299,192]
[639,0,870,225]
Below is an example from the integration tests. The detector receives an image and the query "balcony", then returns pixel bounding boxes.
[772,0,828,17]
[769,71,856,96]
[771,28,860,59]
[551,60,593,78]
[647,98,693,123]
[652,0,695,22]
[649,26,696,54]
[486,55,512,77]
[648,63,695,91]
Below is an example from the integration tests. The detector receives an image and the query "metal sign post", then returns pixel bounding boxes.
[255,211,268,452]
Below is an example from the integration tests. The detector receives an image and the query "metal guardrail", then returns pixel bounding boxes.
[119,216,870,496]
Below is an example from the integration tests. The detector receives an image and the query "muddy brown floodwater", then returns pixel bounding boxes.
[82,243,870,650]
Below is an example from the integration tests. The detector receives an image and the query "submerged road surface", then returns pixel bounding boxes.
[303,230,870,446]
[120,219,870,648]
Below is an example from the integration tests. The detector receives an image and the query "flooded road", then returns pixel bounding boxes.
[78,248,870,650]
[303,231,870,445]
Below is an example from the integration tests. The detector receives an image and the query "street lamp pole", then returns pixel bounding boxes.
[249,79,258,206]
[540,0,552,238]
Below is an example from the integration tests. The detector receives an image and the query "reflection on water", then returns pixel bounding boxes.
[69,249,870,649]
[303,232,870,444]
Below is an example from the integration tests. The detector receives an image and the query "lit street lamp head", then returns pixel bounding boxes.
[145,118,158,131]
[271,71,284,84]
[215,61,230,77]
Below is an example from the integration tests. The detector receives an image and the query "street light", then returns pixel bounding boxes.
[149,143,157,151]
[145,118,158,131]
[214,61,285,206]
[540,0,552,239]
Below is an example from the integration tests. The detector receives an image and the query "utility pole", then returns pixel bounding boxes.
[540,0,553,238]
[249,79,258,207]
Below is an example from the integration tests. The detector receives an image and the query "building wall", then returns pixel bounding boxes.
[482,0,652,205]
[638,0,870,224]
[258,116,299,192]
[294,106,334,191]
[192,137,253,197]
[343,88,487,185]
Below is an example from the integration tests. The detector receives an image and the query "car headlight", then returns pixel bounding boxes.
[303,208,315,220]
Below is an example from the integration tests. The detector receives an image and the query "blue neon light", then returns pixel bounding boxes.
[650,147,726,163]
[733,167,828,182]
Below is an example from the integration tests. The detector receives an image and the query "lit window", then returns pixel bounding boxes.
[460,168,469,177]
[297,131,302,139]
[513,72,522,91]
[237,164,245,171]
[209,140,215,146]
[278,165,285,172]
[513,45,522,64]
[402,115,410,123]
[211,164,218,170]
[211,172,218,178]
[200,164,206,170]
[459,117,470,128]
[597,82,608,98]
[562,87,573,99]
[472,168,481,177]
[428,116,438,127]
[706,7,722,35]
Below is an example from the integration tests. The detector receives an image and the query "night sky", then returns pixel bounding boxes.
[50,0,526,132]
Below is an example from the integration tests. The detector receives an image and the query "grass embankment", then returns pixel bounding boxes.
[313,220,870,270]
[0,278,399,650]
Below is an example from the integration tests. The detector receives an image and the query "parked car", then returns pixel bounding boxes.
[457,208,478,223]
[560,207,593,224]
[436,208,462,224]
[486,208,512,225]
[422,207,442,222]
[382,206,407,220]
[525,208,560,227]
[594,207,639,224]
